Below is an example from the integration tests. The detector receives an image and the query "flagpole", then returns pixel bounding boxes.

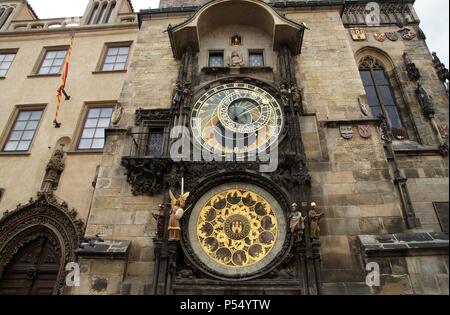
[54,31,75,128]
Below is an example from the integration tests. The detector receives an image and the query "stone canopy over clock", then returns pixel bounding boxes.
[187,183,287,279]
[190,82,284,155]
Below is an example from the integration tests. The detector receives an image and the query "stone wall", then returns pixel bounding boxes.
[81,17,184,294]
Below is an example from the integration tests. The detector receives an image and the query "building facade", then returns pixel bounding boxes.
[0,0,448,295]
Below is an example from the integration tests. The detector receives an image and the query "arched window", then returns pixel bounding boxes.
[95,2,108,24]
[87,2,99,25]
[104,1,116,24]
[359,56,406,138]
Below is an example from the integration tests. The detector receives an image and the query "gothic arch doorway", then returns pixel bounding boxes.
[0,193,84,295]
[0,231,61,295]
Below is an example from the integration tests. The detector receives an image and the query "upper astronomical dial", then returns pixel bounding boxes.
[190,83,283,155]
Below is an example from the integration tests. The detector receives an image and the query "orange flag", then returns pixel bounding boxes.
[54,33,74,128]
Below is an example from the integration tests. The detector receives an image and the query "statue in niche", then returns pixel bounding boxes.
[309,202,325,240]
[228,51,244,68]
[168,190,190,241]
[152,204,165,239]
[416,83,435,118]
[289,203,306,241]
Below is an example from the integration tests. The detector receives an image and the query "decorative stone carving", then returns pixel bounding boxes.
[309,203,324,240]
[342,3,418,27]
[416,83,435,119]
[41,145,66,192]
[340,125,353,140]
[373,32,386,42]
[152,204,165,240]
[111,103,123,125]
[358,125,372,139]
[121,157,172,196]
[135,108,172,126]
[228,51,244,67]
[398,28,416,40]
[432,52,450,84]
[385,32,399,41]
[403,52,420,81]
[358,95,370,116]
[350,28,366,41]
[0,193,84,294]
[379,119,393,143]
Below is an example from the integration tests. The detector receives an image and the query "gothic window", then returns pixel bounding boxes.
[87,2,99,25]
[209,51,224,67]
[249,51,264,67]
[77,107,113,150]
[104,1,116,24]
[359,57,406,139]
[0,52,15,77]
[95,2,108,24]
[101,45,130,71]
[3,109,43,152]
[38,49,67,75]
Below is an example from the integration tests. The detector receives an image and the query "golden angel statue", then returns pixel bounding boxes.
[168,190,190,241]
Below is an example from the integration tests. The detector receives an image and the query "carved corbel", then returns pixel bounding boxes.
[121,157,172,196]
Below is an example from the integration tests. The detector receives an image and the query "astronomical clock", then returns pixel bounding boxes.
[190,83,284,155]
[132,36,320,294]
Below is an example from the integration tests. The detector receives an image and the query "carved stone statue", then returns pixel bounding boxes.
[289,203,306,241]
[403,52,420,81]
[111,103,123,125]
[152,204,165,239]
[41,145,66,192]
[172,82,183,107]
[228,51,244,67]
[309,202,324,240]
[168,190,190,241]
[416,83,435,118]
[402,52,413,65]
[279,82,289,106]
[432,52,441,65]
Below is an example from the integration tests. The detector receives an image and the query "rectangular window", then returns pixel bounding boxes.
[38,49,67,75]
[78,107,113,150]
[3,109,43,152]
[249,51,264,67]
[209,52,224,67]
[102,46,130,71]
[433,202,449,234]
[147,128,164,157]
[0,53,15,77]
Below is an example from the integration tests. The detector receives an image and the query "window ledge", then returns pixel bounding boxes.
[0,151,31,156]
[27,73,61,78]
[92,70,127,74]
[67,150,104,155]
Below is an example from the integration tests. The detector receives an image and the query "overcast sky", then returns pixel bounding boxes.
[28,0,449,67]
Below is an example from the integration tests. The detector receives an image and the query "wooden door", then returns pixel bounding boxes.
[0,236,61,295]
